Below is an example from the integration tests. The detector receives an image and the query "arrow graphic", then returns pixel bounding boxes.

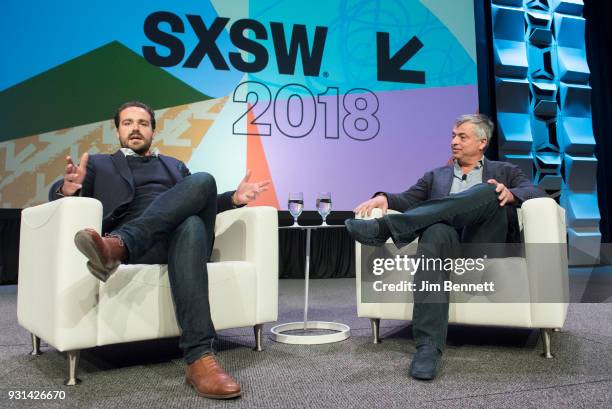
[377,33,425,84]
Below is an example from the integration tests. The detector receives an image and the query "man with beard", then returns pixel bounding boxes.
[50,101,269,399]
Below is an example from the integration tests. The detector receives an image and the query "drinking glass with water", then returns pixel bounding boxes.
[316,192,332,226]
[288,192,304,226]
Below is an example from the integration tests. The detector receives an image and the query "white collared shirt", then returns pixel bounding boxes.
[120,147,160,157]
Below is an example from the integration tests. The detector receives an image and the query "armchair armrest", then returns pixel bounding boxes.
[17,197,103,351]
[212,206,279,323]
[520,197,569,327]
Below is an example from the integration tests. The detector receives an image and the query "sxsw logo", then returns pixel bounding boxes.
[142,11,425,84]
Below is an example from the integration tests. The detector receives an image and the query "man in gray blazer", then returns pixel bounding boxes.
[345,114,546,381]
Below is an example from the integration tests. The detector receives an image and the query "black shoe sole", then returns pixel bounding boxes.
[345,221,388,247]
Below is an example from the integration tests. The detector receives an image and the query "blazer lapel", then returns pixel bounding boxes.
[159,155,183,183]
[441,166,453,196]
[438,166,454,197]
[482,157,495,182]
[110,151,135,190]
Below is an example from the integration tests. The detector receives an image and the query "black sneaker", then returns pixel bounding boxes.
[409,344,442,380]
[345,219,389,247]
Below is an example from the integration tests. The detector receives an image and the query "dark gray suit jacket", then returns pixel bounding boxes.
[49,151,235,233]
[385,158,547,213]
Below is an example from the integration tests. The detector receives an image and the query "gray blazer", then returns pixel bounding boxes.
[385,158,547,213]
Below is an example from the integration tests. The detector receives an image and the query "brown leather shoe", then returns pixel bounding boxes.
[74,228,126,282]
[185,354,241,399]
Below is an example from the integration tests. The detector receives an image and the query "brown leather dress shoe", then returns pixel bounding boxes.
[74,228,126,282]
[185,354,241,399]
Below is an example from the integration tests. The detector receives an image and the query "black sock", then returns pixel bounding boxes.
[376,218,391,239]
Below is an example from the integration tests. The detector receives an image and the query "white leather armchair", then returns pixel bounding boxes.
[17,197,278,384]
[355,197,569,357]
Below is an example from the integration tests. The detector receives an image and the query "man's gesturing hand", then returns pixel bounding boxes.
[61,153,89,196]
[487,178,516,206]
[232,170,271,205]
[353,194,388,217]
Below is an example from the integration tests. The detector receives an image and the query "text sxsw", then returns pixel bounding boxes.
[142,12,425,84]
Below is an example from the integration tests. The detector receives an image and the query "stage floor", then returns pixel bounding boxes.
[1,278,611,408]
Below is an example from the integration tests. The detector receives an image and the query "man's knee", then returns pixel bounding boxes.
[187,172,217,197]
[175,216,206,240]
[471,182,497,198]
[420,223,459,243]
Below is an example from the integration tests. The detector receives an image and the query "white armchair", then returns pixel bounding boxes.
[355,197,569,357]
[17,197,278,384]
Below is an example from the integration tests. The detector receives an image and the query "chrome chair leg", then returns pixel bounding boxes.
[540,329,554,359]
[253,324,264,351]
[370,318,381,344]
[64,350,82,385]
[30,334,42,356]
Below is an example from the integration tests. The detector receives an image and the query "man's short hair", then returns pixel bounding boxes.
[114,101,156,130]
[455,114,494,147]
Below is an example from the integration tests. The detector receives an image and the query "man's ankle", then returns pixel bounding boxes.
[376,218,391,240]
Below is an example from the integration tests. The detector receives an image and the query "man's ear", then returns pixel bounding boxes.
[480,138,488,151]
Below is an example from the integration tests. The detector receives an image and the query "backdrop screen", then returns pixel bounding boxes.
[0,0,478,210]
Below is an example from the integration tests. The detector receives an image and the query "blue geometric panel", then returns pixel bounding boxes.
[557,115,595,155]
[527,43,556,79]
[526,0,550,12]
[492,5,527,42]
[494,40,529,77]
[564,154,597,191]
[531,81,558,118]
[535,151,562,176]
[526,10,552,27]
[493,0,523,6]
[496,78,530,112]
[499,153,535,180]
[554,13,586,48]
[497,112,533,151]
[529,27,553,46]
[561,192,601,227]
[566,227,601,264]
[559,83,591,117]
[557,47,590,83]
[538,175,563,195]
[531,116,558,150]
[550,0,584,16]
[490,0,600,265]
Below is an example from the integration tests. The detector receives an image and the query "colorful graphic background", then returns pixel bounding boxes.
[0,0,478,210]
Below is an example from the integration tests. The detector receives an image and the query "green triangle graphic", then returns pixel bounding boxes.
[0,41,211,142]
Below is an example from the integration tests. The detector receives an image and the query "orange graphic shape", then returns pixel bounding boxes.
[246,108,279,208]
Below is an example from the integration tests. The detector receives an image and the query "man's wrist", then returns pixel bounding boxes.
[231,192,240,207]
[57,184,67,197]
[373,191,388,199]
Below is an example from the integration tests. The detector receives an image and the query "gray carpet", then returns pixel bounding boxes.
[0,279,611,409]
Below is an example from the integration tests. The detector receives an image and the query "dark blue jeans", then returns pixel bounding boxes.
[112,172,218,364]
[384,183,508,352]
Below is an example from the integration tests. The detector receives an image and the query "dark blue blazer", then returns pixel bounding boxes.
[49,151,235,233]
[385,158,547,213]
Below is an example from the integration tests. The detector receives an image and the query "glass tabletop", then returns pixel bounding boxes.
[278,224,346,230]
